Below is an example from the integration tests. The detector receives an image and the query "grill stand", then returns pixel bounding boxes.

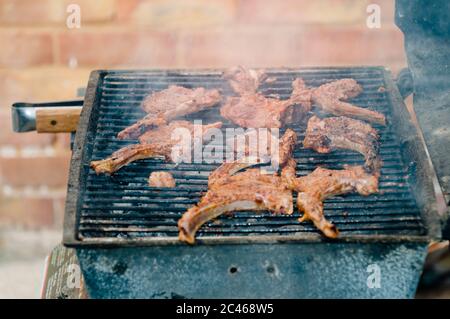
[77,243,427,298]
[62,67,443,298]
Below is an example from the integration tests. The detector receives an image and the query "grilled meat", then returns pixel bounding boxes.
[225,129,276,163]
[220,79,312,128]
[303,116,381,173]
[148,171,176,187]
[90,143,172,175]
[278,128,298,167]
[292,165,379,238]
[286,78,313,124]
[91,121,223,174]
[220,94,292,128]
[117,85,222,139]
[223,65,269,95]
[178,129,297,244]
[137,120,221,144]
[178,168,294,244]
[312,79,386,126]
[223,68,383,127]
[210,128,298,185]
[207,156,269,187]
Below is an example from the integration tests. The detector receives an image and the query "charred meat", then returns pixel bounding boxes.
[303,116,382,173]
[117,85,222,139]
[293,165,379,238]
[148,171,176,188]
[91,121,222,175]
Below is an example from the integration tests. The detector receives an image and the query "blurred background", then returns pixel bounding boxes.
[0,0,447,298]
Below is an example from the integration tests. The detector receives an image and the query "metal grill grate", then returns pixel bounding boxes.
[75,67,426,242]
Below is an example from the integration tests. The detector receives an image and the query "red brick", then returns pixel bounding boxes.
[178,25,406,69]
[0,0,116,25]
[66,0,117,23]
[295,25,406,66]
[116,0,237,28]
[0,68,90,110]
[0,30,54,67]
[116,0,140,22]
[0,0,54,25]
[178,27,303,68]
[237,0,368,25]
[370,0,396,23]
[0,152,71,187]
[52,196,66,228]
[0,111,56,147]
[58,30,177,68]
[0,197,56,228]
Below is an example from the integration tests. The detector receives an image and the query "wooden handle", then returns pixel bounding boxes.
[36,107,82,133]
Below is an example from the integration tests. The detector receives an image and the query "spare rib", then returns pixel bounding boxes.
[117,85,222,139]
[303,116,382,173]
[91,121,222,175]
[292,165,379,238]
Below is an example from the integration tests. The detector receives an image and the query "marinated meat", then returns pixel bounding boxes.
[178,130,297,244]
[220,67,312,128]
[220,94,292,128]
[292,165,379,238]
[286,78,313,124]
[148,171,176,187]
[278,128,298,168]
[91,121,222,174]
[178,169,293,244]
[90,143,172,175]
[220,81,312,128]
[117,85,222,139]
[312,79,386,126]
[224,129,277,163]
[303,116,381,173]
[223,66,268,95]
[212,129,298,185]
[137,120,221,144]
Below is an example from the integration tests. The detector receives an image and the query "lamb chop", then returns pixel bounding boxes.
[312,79,386,126]
[303,116,382,173]
[178,169,294,244]
[91,121,223,174]
[178,129,298,244]
[223,65,269,95]
[117,85,222,139]
[148,171,176,188]
[292,165,379,238]
[220,69,312,128]
[215,128,298,182]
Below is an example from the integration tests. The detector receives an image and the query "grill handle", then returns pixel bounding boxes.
[12,100,83,133]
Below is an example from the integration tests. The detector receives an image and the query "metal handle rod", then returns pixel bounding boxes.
[11,100,84,132]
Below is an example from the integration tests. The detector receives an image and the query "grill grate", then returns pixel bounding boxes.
[76,67,425,242]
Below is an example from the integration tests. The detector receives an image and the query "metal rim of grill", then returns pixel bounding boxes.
[63,66,445,246]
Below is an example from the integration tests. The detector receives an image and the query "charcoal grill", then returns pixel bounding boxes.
[12,66,448,298]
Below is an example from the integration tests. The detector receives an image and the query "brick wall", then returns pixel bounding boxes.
[0,0,406,229]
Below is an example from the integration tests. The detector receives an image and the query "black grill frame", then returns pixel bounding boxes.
[63,67,445,246]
